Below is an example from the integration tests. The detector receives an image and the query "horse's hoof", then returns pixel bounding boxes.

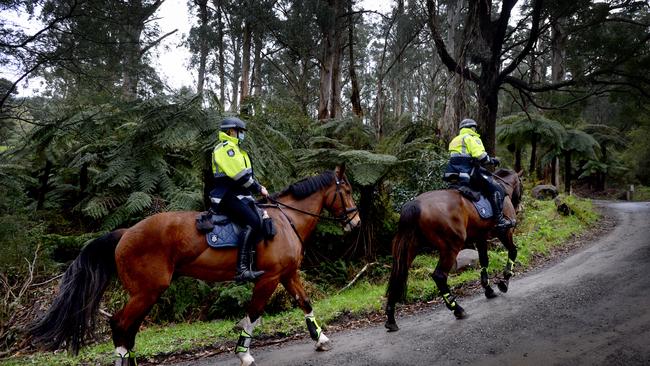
[316,340,332,352]
[453,306,466,319]
[484,286,497,299]
[385,321,399,332]
[497,281,509,293]
[316,333,332,351]
[238,353,255,366]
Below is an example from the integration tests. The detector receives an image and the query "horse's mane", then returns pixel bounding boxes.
[272,170,336,199]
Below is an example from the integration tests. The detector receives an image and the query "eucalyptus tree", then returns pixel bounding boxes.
[426,0,650,157]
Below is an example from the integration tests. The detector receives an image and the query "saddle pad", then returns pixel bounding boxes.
[472,195,493,219]
[206,221,242,249]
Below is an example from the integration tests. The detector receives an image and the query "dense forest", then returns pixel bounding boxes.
[1,0,649,357]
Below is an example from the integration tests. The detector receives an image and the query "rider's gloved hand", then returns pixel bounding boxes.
[491,157,500,167]
[260,186,269,197]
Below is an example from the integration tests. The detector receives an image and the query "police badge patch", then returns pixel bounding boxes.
[227,149,235,157]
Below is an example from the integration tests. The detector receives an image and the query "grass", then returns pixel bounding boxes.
[632,185,650,201]
[1,195,599,366]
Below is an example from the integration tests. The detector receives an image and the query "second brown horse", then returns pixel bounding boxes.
[385,168,523,331]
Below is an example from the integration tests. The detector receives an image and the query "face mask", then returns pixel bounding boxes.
[237,131,246,142]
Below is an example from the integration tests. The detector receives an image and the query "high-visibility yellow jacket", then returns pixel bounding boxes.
[448,127,489,161]
[209,131,261,203]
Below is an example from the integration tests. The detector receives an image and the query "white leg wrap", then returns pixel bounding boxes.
[235,315,260,366]
[115,346,129,358]
[237,350,255,366]
[316,332,331,351]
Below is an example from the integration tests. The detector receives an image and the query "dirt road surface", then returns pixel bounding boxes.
[174,201,650,366]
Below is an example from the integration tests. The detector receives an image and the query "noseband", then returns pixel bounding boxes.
[329,176,359,226]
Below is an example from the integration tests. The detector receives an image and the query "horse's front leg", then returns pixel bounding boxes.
[476,240,497,299]
[282,272,331,351]
[497,228,517,293]
[236,275,280,366]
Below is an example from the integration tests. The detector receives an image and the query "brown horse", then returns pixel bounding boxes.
[384,168,523,331]
[30,166,360,366]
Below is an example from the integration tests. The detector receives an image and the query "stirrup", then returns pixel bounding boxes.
[495,217,515,230]
[234,269,265,283]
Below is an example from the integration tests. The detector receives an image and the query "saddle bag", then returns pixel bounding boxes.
[262,210,276,240]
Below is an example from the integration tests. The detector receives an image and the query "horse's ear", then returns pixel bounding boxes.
[517,170,524,177]
[335,164,346,178]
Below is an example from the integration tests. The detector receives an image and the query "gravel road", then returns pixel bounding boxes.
[174,201,650,366]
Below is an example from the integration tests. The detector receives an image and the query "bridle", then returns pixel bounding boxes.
[262,176,359,245]
[265,176,359,225]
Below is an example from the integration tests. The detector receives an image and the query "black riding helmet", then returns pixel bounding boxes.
[220,117,247,131]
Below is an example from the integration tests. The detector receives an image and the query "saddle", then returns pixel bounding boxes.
[447,183,493,219]
[196,207,276,249]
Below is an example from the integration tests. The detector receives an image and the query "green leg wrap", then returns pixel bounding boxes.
[235,329,252,354]
[305,315,322,341]
[442,292,457,311]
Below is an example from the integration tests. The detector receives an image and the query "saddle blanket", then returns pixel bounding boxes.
[450,186,493,219]
[472,195,493,219]
[196,211,275,249]
[203,215,242,249]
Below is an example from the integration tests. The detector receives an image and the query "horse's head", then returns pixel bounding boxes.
[323,165,361,232]
[495,168,523,212]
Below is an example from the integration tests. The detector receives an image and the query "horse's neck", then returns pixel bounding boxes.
[277,192,326,240]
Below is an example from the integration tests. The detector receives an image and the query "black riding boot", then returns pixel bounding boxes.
[234,226,265,283]
[491,191,514,230]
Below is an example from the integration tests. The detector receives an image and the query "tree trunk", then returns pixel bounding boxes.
[240,21,252,114]
[195,0,209,95]
[230,35,242,112]
[348,0,363,118]
[440,0,467,142]
[251,31,263,97]
[330,14,343,119]
[564,151,572,194]
[515,145,522,172]
[317,37,333,120]
[477,82,499,157]
[215,0,226,107]
[37,160,52,210]
[530,133,538,174]
[551,156,559,187]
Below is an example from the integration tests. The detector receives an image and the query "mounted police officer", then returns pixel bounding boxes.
[444,118,513,230]
[210,117,268,282]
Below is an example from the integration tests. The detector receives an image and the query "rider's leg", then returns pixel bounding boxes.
[219,194,264,282]
[483,176,513,230]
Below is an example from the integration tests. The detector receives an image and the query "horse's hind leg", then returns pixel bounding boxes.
[476,240,497,299]
[282,272,331,351]
[236,275,280,366]
[111,263,171,365]
[432,247,466,319]
[497,229,517,293]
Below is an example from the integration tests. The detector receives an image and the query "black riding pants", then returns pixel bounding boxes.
[474,168,506,216]
[217,194,262,247]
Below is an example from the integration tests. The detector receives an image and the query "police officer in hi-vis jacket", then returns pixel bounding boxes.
[210,117,268,282]
[445,118,513,230]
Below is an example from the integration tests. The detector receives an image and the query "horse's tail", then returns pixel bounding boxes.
[386,200,421,306]
[29,229,125,354]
